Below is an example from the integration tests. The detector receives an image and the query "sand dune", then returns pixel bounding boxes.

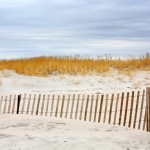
[0,114,150,150]
[0,70,149,95]
[0,70,150,150]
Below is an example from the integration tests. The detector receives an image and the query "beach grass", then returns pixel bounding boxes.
[0,54,149,76]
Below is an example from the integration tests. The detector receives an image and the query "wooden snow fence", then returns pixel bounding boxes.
[0,87,150,132]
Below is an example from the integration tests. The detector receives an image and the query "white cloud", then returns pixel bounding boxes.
[0,0,150,58]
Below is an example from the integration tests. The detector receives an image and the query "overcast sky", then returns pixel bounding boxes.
[0,0,150,58]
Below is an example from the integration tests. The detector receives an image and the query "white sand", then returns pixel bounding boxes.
[0,70,150,150]
[0,70,149,95]
[0,114,149,150]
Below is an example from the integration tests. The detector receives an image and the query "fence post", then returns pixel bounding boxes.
[146,87,150,132]
[17,95,21,114]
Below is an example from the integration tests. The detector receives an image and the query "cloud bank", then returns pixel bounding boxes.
[0,0,150,58]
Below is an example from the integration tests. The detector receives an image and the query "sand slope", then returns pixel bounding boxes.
[0,70,149,95]
[0,114,150,150]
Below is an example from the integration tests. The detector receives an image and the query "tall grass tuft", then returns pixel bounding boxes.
[0,54,149,76]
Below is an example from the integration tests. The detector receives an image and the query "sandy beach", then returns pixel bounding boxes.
[0,70,149,95]
[0,69,150,150]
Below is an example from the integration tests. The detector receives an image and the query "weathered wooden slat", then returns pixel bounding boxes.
[3,96,7,113]
[50,95,55,117]
[146,87,150,132]
[128,91,134,127]
[98,95,104,123]
[21,94,26,114]
[75,95,80,119]
[108,94,114,124]
[17,95,21,114]
[133,91,140,128]
[65,95,70,118]
[12,95,16,114]
[55,95,60,117]
[79,95,85,120]
[89,95,94,122]
[138,90,145,130]
[36,94,41,115]
[8,95,12,113]
[114,94,119,125]
[45,95,50,116]
[118,92,124,125]
[41,95,45,116]
[60,95,65,118]
[84,95,89,121]
[103,94,108,123]
[31,94,36,115]
[70,94,75,119]
[27,94,31,114]
[94,95,99,122]
[123,92,129,126]
[143,107,147,131]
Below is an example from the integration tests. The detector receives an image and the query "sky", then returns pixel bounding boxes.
[0,0,150,59]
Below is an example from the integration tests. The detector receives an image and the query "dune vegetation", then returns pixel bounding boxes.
[0,54,150,76]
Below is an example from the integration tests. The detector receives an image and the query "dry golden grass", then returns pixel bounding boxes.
[0,55,150,76]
